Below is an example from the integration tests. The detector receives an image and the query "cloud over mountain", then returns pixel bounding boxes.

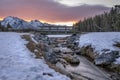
[0,0,110,22]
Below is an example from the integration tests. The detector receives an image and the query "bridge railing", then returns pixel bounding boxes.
[36,26,74,34]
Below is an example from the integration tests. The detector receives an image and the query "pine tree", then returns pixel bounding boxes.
[75,5,120,32]
[7,23,12,31]
[0,22,5,31]
[0,22,1,31]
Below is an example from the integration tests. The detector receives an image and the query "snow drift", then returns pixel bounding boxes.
[0,32,70,80]
[79,32,120,64]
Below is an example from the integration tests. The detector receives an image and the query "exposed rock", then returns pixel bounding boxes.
[53,48,61,53]
[59,58,68,65]
[56,62,65,70]
[95,51,119,65]
[35,38,58,64]
[32,33,115,80]
[63,54,80,65]
[111,63,120,73]
[113,41,120,48]
[56,38,66,43]
[33,33,50,44]
[80,45,95,59]
[41,44,58,64]
[53,47,73,54]
[60,47,73,54]
[66,34,79,43]
[66,34,79,46]
[110,73,120,80]
[74,48,81,55]
[67,44,75,49]
[44,51,58,64]
[79,44,120,74]
[34,49,39,53]
[43,73,53,77]
[48,38,57,45]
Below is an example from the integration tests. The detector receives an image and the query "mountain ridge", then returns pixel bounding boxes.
[0,16,52,30]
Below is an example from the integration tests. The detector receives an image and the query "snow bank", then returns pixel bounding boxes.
[115,57,120,64]
[0,32,70,80]
[79,32,120,54]
[79,32,120,64]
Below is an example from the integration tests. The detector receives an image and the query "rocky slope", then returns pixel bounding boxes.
[30,33,113,80]
[79,32,120,77]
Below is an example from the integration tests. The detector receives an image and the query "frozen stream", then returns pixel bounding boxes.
[47,34,112,80]
[66,56,111,80]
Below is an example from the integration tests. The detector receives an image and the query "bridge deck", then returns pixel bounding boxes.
[36,26,75,34]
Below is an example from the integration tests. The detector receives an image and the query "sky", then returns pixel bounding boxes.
[0,0,119,25]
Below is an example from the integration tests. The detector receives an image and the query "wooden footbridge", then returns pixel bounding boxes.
[36,26,77,34]
[6,25,79,34]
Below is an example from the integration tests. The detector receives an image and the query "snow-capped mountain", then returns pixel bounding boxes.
[29,20,52,28]
[29,20,44,29]
[1,16,33,30]
[0,16,52,30]
[44,22,53,26]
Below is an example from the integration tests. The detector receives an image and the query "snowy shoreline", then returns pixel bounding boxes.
[79,32,120,64]
[0,32,70,80]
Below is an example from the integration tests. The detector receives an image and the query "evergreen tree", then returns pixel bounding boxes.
[75,5,120,32]
[7,23,12,31]
[0,22,5,31]
[0,22,1,31]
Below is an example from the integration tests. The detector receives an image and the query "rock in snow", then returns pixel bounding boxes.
[0,32,70,80]
[79,32,120,64]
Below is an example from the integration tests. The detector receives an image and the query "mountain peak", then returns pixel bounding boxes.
[0,16,53,30]
[31,20,40,22]
[29,20,44,28]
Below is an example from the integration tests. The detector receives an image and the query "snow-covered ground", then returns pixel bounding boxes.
[79,32,120,64]
[0,32,70,80]
[47,35,71,38]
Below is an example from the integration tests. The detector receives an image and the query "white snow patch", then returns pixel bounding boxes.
[0,32,70,80]
[115,58,120,64]
[79,32,120,54]
[29,20,44,28]
[30,34,39,44]
[79,32,120,64]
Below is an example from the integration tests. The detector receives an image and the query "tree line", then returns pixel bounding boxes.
[0,23,34,32]
[0,23,12,31]
[74,5,120,32]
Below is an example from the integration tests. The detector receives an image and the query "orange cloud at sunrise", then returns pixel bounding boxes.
[0,19,3,21]
[0,0,111,25]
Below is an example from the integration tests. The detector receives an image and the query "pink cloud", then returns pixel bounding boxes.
[0,0,110,22]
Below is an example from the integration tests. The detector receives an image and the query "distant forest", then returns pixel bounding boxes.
[75,5,120,32]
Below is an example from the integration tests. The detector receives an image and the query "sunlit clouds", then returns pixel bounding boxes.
[54,0,120,7]
[0,0,112,25]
